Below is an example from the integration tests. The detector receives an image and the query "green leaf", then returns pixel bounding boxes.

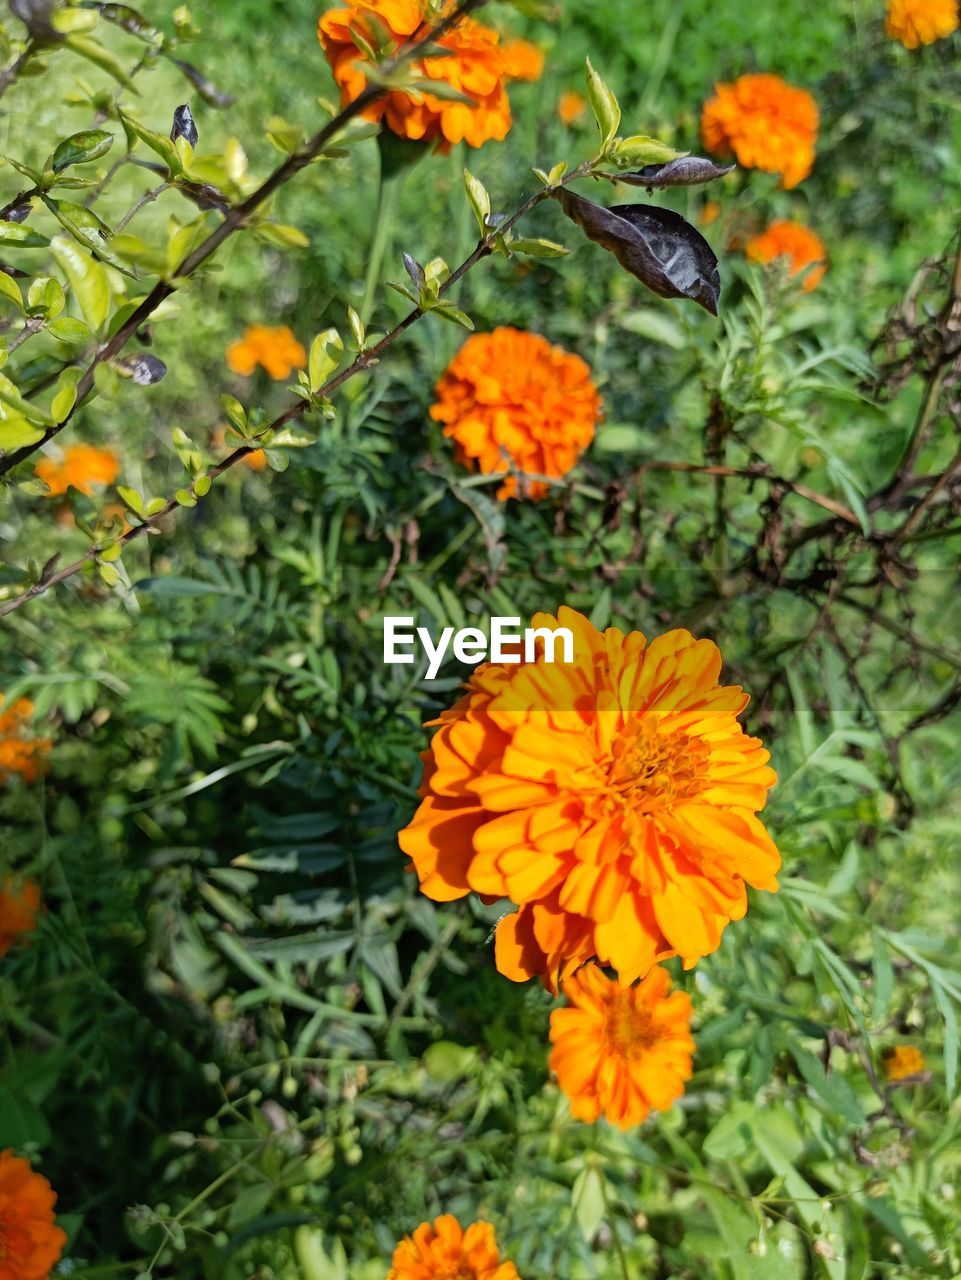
[65,34,140,90]
[872,931,894,1026]
[308,328,344,393]
[0,372,54,425]
[252,222,310,249]
[50,366,84,423]
[584,58,620,153]
[611,134,685,168]
[571,1165,606,1244]
[0,272,24,312]
[0,221,50,249]
[0,1087,52,1147]
[702,1190,799,1280]
[619,306,686,348]
[47,316,91,344]
[463,168,491,235]
[932,978,958,1096]
[423,1041,475,1083]
[510,237,569,258]
[51,129,114,173]
[51,8,100,33]
[0,415,45,449]
[119,111,180,172]
[117,485,146,517]
[27,276,65,319]
[50,235,111,330]
[109,233,169,276]
[42,197,131,273]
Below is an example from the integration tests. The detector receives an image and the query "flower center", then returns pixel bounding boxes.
[603,1001,659,1060]
[607,722,709,811]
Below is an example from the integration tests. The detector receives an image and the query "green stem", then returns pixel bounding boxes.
[361,166,405,325]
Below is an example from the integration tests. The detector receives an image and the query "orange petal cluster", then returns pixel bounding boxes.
[0,878,42,959]
[34,444,119,498]
[387,1214,520,1280]
[558,90,586,126]
[430,329,602,500]
[745,219,827,292]
[701,73,818,190]
[317,1,543,150]
[549,963,694,1129]
[0,699,51,785]
[883,1044,926,1081]
[885,0,958,45]
[0,1150,67,1280]
[398,608,780,990]
[226,325,307,381]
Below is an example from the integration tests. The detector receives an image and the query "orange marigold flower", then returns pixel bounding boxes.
[558,90,586,126]
[318,1,543,150]
[398,607,780,990]
[0,698,52,786]
[430,328,602,500]
[549,963,694,1129]
[34,444,120,498]
[745,219,827,292]
[0,1150,67,1279]
[226,325,307,381]
[388,1214,520,1280]
[701,73,818,190]
[883,1044,926,1081]
[885,0,958,45]
[0,878,42,958]
[700,200,721,227]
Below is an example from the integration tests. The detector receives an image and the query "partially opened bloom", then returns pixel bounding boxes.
[399,608,779,990]
[226,325,307,380]
[883,1045,926,1081]
[885,0,958,46]
[701,74,818,189]
[318,1,543,149]
[0,1150,67,1279]
[34,444,119,498]
[430,329,602,500]
[388,1214,520,1280]
[746,219,827,292]
[0,699,52,785]
[549,963,694,1129]
[0,878,42,958]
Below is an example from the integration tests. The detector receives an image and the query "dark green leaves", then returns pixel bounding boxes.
[51,129,115,173]
[556,189,721,315]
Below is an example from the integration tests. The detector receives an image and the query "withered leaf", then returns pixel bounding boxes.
[169,58,236,109]
[556,189,720,315]
[617,157,735,189]
[117,353,167,385]
[170,104,199,148]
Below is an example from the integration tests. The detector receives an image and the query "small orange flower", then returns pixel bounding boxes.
[550,963,694,1129]
[226,325,307,381]
[211,425,267,471]
[0,878,42,958]
[701,73,818,189]
[34,444,119,498]
[398,608,780,991]
[430,329,602,500]
[0,1150,67,1279]
[885,0,958,45]
[558,90,586,126]
[745,219,827,292]
[388,1214,520,1280]
[700,200,721,227]
[318,1,543,150]
[883,1045,926,1081]
[0,698,52,785]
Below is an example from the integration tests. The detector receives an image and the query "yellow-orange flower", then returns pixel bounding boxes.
[745,219,827,292]
[883,1045,926,1081]
[430,329,602,500]
[549,963,694,1129]
[398,608,779,990]
[317,1,543,150]
[0,1150,67,1280]
[226,325,307,381]
[701,73,818,190]
[700,201,721,227]
[885,0,958,46]
[0,699,51,785]
[388,1214,520,1280]
[0,878,42,959]
[34,444,119,498]
[558,90,586,126]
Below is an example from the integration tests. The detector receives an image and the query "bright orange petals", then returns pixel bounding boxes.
[398,608,780,990]
[0,878,42,959]
[745,219,827,292]
[34,444,119,498]
[885,0,958,45]
[317,2,543,150]
[430,328,602,500]
[0,699,52,786]
[387,1214,520,1280]
[558,90,586,126]
[701,73,818,190]
[549,963,694,1129]
[226,325,307,381]
[0,1150,67,1280]
[883,1045,926,1081]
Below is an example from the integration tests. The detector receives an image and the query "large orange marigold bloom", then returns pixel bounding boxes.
[430,329,602,500]
[226,325,307,381]
[0,1151,67,1280]
[885,0,958,45]
[549,963,694,1129]
[883,1044,926,1081]
[388,1214,520,1280]
[701,73,818,190]
[0,878,42,959]
[317,1,543,150]
[745,219,827,292]
[0,699,52,785]
[399,608,779,990]
[34,444,119,498]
